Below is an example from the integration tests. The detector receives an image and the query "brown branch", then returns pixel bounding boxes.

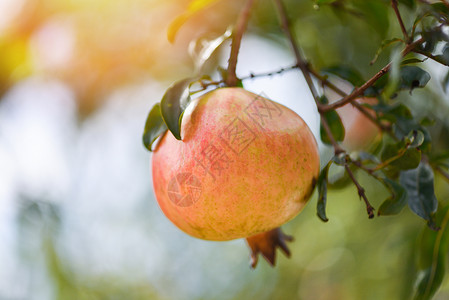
[309,67,394,135]
[273,0,320,104]
[308,68,346,97]
[345,164,375,218]
[391,0,410,43]
[321,37,425,112]
[240,64,298,80]
[226,0,256,87]
[414,49,449,67]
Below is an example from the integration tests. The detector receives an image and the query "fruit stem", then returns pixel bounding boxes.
[226,0,257,87]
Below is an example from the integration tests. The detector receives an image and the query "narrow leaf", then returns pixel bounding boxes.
[400,162,438,229]
[160,78,196,140]
[380,141,421,171]
[370,38,402,65]
[399,66,431,92]
[401,58,426,65]
[317,162,331,222]
[142,103,168,151]
[413,205,449,300]
[320,110,345,145]
[378,178,407,216]
[167,0,220,43]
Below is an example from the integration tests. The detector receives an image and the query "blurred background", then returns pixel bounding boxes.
[1,0,449,299]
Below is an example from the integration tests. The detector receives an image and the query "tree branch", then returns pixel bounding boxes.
[345,164,375,218]
[239,64,298,80]
[321,37,425,112]
[308,67,393,134]
[414,49,449,67]
[273,0,320,104]
[391,0,410,43]
[226,0,257,87]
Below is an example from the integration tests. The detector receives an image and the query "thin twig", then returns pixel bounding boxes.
[414,49,449,66]
[240,64,298,80]
[308,68,347,97]
[322,37,425,112]
[391,0,410,43]
[273,0,320,103]
[226,0,256,87]
[309,67,394,135]
[345,164,375,218]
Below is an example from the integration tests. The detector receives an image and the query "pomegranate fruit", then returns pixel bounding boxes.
[152,87,320,241]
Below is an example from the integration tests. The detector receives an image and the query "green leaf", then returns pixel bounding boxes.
[321,65,365,87]
[406,130,425,148]
[400,162,438,229]
[399,66,431,92]
[378,178,407,216]
[370,38,402,65]
[352,1,390,38]
[430,3,449,18]
[317,162,331,222]
[142,103,168,151]
[167,0,220,43]
[160,78,196,140]
[320,110,345,145]
[381,141,421,171]
[189,27,232,73]
[420,117,435,127]
[412,205,449,300]
[401,58,426,65]
[420,30,449,53]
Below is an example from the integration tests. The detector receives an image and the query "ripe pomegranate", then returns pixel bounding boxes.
[152,88,320,241]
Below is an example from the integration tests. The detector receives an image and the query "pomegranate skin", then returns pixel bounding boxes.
[152,88,320,241]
